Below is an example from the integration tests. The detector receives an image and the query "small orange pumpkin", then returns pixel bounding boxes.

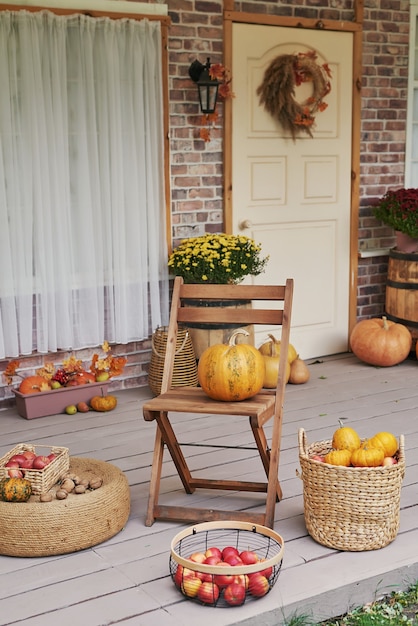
[351,445,384,467]
[324,449,352,467]
[90,394,117,412]
[198,329,265,401]
[350,316,411,367]
[18,376,51,394]
[367,431,398,457]
[332,420,361,452]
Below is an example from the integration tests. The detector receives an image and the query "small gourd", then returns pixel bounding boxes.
[90,394,118,412]
[366,432,398,458]
[351,445,384,467]
[324,449,352,467]
[288,358,310,384]
[198,329,265,401]
[0,477,32,502]
[332,420,361,452]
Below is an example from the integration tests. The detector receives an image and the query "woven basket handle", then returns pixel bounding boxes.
[298,428,307,457]
[151,329,190,359]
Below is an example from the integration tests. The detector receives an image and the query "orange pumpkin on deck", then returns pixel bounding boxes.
[18,376,51,394]
[350,316,411,367]
[90,394,117,412]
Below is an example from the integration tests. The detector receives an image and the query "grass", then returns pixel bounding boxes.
[283,580,418,626]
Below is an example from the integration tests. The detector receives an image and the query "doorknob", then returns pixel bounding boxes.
[239,219,252,230]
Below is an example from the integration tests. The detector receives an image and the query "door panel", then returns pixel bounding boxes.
[232,24,353,359]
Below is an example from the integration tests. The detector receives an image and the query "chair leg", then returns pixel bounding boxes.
[155,412,195,495]
[250,420,282,501]
[145,428,165,526]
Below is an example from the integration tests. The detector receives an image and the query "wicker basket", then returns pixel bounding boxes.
[0,443,69,495]
[170,520,284,607]
[148,325,198,396]
[298,428,406,551]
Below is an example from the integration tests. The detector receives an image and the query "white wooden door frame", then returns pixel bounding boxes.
[223,1,364,338]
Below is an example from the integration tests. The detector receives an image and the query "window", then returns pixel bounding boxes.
[0,10,169,358]
[406,2,418,186]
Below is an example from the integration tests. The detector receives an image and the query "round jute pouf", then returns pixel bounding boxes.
[0,457,130,557]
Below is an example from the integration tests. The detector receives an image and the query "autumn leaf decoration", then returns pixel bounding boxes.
[256,50,332,140]
[199,63,234,143]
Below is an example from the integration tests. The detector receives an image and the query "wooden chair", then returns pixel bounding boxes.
[143,276,294,528]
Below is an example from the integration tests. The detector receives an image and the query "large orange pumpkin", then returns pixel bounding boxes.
[18,376,51,394]
[198,329,265,401]
[350,316,411,366]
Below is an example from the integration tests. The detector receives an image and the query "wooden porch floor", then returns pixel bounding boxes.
[0,352,417,626]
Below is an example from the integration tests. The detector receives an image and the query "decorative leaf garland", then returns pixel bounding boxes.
[256,50,332,140]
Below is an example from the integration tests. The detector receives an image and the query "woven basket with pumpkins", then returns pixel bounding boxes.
[298,424,405,551]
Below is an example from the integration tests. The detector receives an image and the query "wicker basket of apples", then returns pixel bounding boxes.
[169,520,284,607]
[0,443,69,495]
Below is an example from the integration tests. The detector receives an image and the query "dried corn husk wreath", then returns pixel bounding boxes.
[257,51,332,140]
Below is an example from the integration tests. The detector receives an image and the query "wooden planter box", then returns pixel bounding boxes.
[12,382,110,420]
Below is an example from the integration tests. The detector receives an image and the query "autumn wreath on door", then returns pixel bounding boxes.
[257,50,332,140]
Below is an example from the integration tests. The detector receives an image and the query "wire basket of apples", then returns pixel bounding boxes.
[170,520,284,607]
[0,443,69,495]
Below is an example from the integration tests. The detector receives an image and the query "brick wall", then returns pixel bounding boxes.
[168,0,410,316]
[0,0,411,408]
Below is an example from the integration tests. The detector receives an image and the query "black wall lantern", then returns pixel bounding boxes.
[189,57,220,115]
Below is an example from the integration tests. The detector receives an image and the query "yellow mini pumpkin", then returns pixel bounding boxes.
[258,333,298,364]
[367,431,398,457]
[351,445,384,467]
[90,394,118,412]
[258,337,290,388]
[324,449,352,467]
[198,329,265,401]
[331,420,361,452]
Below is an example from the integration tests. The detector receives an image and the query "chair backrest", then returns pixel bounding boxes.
[160,276,294,398]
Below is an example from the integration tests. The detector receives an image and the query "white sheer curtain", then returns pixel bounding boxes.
[0,10,169,358]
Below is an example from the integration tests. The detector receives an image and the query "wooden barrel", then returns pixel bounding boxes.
[184,299,255,359]
[385,249,418,332]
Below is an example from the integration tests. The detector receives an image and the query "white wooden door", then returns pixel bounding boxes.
[232,24,353,359]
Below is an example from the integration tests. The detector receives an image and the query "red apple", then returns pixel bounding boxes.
[240,550,258,565]
[22,451,37,462]
[213,562,234,588]
[181,574,202,598]
[203,555,221,566]
[224,582,246,606]
[221,546,239,561]
[258,559,273,579]
[8,468,23,478]
[9,454,27,465]
[311,455,325,462]
[197,581,220,605]
[32,455,51,470]
[383,456,397,466]
[188,551,206,564]
[205,546,222,560]
[19,457,35,469]
[174,565,195,589]
[5,460,20,468]
[233,574,249,590]
[248,572,269,597]
[223,553,243,566]
[47,453,56,462]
